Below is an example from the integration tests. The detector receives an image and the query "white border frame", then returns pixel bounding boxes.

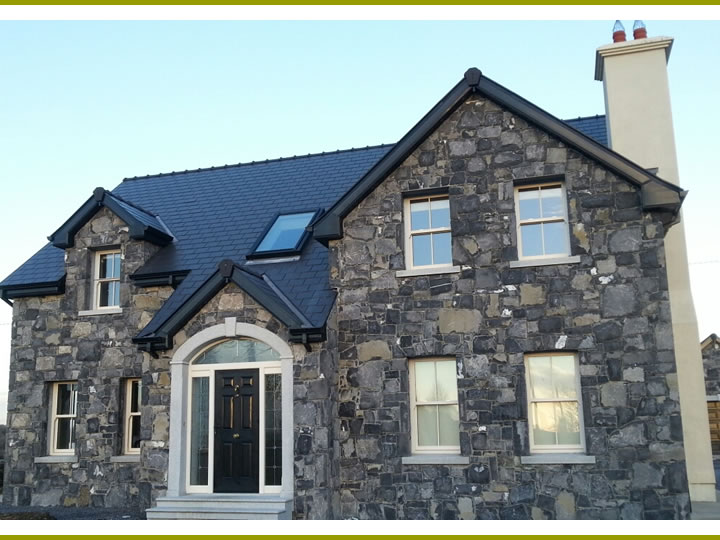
[408,358,461,455]
[93,249,122,310]
[123,378,141,455]
[525,352,586,454]
[403,194,456,273]
[48,381,78,456]
[166,318,294,499]
[514,182,571,262]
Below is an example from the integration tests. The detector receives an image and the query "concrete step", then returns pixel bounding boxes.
[146,493,292,520]
[691,502,720,520]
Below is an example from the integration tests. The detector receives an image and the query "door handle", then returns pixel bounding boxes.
[233,433,240,439]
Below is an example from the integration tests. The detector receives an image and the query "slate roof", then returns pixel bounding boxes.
[0,102,614,342]
[564,115,608,146]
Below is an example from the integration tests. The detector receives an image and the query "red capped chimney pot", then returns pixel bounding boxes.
[613,20,626,43]
[633,20,647,39]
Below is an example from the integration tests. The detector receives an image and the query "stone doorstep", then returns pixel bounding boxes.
[146,493,293,520]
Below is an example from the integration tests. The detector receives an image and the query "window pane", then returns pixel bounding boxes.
[414,362,437,402]
[431,233,452,266]
[531,402,557,445]
[543,221,567,256]
[527,356,552,399]
[520,224,543,257]
[99,281,110,307]
[56,418,75,450]
[412,234,432,267]
[430,198,450,228]
[518,188,541,220]
[556,402,581,445]
[56,383,77,415]
[552,355,577,399]
[417,405,438,446]
[438,405,459,446]
[256,212,315,252]
[130,415,141,449]
[130,380,140,413]
[410,200,430,230]
[435,360,457,402]
[195,339,281,364]
[540,187,564,218]
[111,253,121,278]
[265,374,282,486]
[190,377,210,485]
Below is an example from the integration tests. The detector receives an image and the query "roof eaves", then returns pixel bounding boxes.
[0,275,66,302]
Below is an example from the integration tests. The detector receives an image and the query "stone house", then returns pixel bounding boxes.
[0,26,715,519]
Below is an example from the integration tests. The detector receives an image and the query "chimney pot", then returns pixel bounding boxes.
[612,20,626,43]
[633,20,647,40]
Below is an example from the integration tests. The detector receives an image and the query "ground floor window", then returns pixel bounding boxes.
[49,382,77,455]
[123,378,141,455]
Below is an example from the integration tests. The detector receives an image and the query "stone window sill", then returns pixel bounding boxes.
[78,308,123,316]
[520,454,596,465]
[509,255,581,268]
[396,265,462,278]
[402,454,470,465]
[109,455,141,463]
[35,455,78,464]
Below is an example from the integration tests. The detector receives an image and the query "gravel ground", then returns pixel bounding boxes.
[0,504,145,520]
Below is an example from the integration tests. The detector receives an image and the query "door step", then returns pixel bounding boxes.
[146,494,292,520]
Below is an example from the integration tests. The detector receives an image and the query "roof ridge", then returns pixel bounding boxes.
[106,190,159,217]
[121,143,396,183]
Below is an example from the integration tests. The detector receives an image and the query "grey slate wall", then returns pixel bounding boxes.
[330,94,690,519]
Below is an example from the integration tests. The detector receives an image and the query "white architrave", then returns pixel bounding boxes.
[166,317,294,498]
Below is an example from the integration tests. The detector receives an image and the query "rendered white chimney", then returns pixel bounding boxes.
[596,23,717,503]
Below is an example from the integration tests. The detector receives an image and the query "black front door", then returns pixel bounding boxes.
[214,369,259,493]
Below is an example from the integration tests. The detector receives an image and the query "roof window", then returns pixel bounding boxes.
[248,210,320,259]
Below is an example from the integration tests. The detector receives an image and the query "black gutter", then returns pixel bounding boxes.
[0,276,66,300]
[130,269,190,288]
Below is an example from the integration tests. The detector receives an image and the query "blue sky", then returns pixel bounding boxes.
[1,20,719,417]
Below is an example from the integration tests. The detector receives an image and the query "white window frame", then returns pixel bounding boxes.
[123,378,141,455]
[93,249,122,310]
[514,182,571,261]
[408,358,460,455]
[49,381,78,456]
[403,195,455,272]
[525,352,586,454]
[185,339,283,495]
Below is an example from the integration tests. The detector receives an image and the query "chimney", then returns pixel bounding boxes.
[595,23,718,503]
[612,20,626,42]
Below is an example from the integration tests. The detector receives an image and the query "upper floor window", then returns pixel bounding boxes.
[123,378,141,455]
[525,353,585,454]
[404,195,452,271]
[94,250,121,309]
[515,183,570,260]
[249,211,319,259]
[49,381,77,455]
[409,358,460,454]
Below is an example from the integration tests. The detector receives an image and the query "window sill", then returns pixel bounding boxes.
[509,255,581,268]
[402,454,470,465]
[520,454,596,465]
[78,308,122,316]
[396,265,461,278]
[35,455,78,464]
[110,455,141,463]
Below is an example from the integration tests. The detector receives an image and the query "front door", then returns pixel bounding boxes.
[214,369,259,493]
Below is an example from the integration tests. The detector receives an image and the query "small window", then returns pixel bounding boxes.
[94,250,121,309]
[49,382,77,455]
[514,183,570,260]
[409,358,460,454]
[525,353,585,453]
[708,401,720,455]
[123,378,141,454]
[249,211,318,258]
[404,195,452,270]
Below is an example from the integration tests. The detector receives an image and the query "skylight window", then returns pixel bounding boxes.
[250,211,318,258]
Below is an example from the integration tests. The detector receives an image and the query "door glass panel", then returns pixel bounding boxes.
[417,405,438,446]
[264,373,282,486]
[195,339,281,364]
[190,377,210,485]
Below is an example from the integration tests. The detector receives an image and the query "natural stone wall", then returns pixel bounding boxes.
[3,208,169,508]
[702,339,720,396]
[330,94,690,519]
